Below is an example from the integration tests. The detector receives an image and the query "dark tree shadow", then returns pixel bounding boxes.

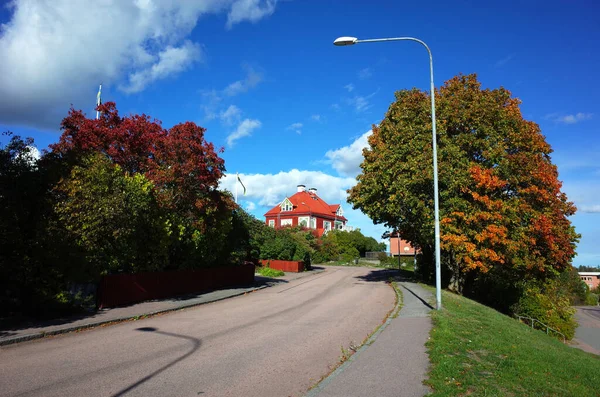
[354,268,434,310]
[1,279,284,337]
[111,327,202,397]
[354,268,416,283]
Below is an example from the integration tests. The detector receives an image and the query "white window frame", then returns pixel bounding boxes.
[268,220,275,228]
[310,217,316,229]
[298,216,309,227]
[280,219,293,227]
[280,198,293,212]
[324,221,331,231]
[336,206,344,217]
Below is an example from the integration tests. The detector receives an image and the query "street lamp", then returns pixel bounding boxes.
[333,35,442,310]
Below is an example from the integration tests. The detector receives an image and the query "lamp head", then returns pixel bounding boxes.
[333,36,358,46]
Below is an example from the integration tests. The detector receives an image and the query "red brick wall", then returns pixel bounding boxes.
[97,264,255,309]
[260,259,304,272]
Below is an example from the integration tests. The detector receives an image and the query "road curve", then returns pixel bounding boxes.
[573,306,600,355]
[0,266,395,397]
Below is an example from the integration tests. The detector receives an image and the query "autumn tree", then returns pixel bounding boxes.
[348,74,579,309]
[50,102,236,268]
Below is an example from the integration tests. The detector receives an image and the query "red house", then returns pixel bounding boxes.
[264,185,348,235]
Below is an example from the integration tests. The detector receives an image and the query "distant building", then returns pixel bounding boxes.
[389,231,417,257]
[579,272,600,290]
[264,185,348,236]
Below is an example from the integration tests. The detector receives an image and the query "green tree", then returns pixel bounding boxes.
[348,74,579,309]
[53,153,169,279]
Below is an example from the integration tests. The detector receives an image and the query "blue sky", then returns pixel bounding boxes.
[1,0,598,265]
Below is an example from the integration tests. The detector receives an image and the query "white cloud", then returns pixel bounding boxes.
[226,0,278,29]
[580,205,600,213]
[545,112,593,124]
[244,201,257,211]
[287,122,303,134]
[344,83,355,92]
[221,169,355,207]
[559,113,593,124]
[358,68,372,79]
[227,118,261,147]
[219,169,388,243]
[0,0,277,129]
[345,90,378,113]
[223,65,263,96]
[120,41,202,93]
[311,114,321,122]
[220,104,242,125]
[494,54,515,68]
[325,130,372,177]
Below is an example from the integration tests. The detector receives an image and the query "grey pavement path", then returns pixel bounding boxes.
[308,280,433,397]
[572,306,600,355]
[0,269,322,346]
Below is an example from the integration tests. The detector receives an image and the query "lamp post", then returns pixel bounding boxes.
[333,36,442,310]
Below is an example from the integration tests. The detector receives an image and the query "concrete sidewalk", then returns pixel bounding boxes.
[307,281,433,397]
[0,270,320,346]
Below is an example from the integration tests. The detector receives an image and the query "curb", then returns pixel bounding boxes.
[0,285,267,347]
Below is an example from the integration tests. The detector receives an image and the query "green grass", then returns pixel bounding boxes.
[255,266,285,277]
[425,289,600,396]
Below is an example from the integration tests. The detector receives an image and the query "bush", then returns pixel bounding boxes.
[256,265,285,278]
[585,292,598,306]
[511,279,577,340]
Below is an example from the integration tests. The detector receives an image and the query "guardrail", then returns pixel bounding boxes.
[515,314,566,343]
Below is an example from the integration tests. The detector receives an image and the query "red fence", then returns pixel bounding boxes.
[97,264,255,309]
[260,259,304,273]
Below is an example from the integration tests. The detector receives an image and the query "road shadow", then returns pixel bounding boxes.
[0,281,280,338]
[253,276,289,288]
[354,268,434,310]
[354,268,417,283]
[0,309,98,337]
[111,327,202,397]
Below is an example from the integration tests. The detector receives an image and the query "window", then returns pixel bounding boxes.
[310,217,316,229]
[298,216,309,227]
[280,198,293,212]
[281,219,292,226]
[324,221,331,231]
[336,206,344,217]
[268,220,275,228]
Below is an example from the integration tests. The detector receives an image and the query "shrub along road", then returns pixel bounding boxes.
[0,266,395,397]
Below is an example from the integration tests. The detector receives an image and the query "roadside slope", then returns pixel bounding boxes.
[425,289,600,396]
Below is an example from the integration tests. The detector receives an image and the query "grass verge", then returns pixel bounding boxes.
[425,289,600,396]
[255,266,285,277]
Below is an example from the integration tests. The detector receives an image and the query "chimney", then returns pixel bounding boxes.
[297,184,306,193]
[308,187,317,195]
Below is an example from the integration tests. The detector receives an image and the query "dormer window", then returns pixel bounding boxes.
[280,198,293,212]
[336,206,344,217]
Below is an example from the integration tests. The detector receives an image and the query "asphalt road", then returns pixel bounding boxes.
[0,266,395,397]
[574,306,600,354]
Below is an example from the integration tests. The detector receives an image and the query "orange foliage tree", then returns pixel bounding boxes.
[348,74,579,304]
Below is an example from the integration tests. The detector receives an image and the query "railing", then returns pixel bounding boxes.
[515,314,566,343]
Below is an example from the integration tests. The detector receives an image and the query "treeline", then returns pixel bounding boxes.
[1,104,386,317]
[1,104,253,317]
